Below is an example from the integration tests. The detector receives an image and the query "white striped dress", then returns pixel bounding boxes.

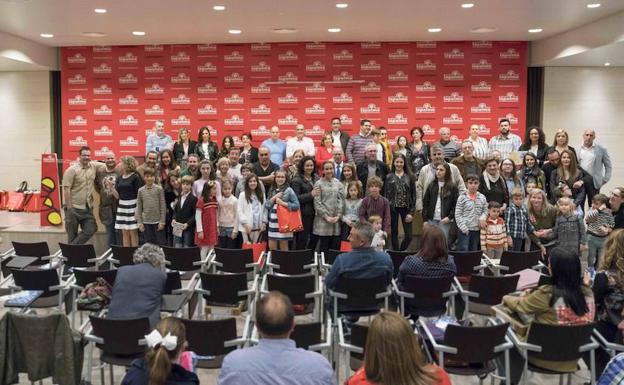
[115,172,143,230]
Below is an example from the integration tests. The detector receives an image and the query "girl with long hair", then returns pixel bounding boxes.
[122,317,198,385]
[237,173,267,244]
[342,180,363,240]
[219,135,234,158]
[385,153,416,250]
[500,158,524,204]
[346,311,451,385]
[340,163,358,194]
[159,149,179,187]
[313,161,344,251]
[422,163,459,240]
[192,160,220,199]
[518,152,546,191]
[195,180,218,259]
[265,170,300,250]
[195,126,219,162]
[393,135,411,159]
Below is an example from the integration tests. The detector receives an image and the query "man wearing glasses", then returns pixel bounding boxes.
[609,188,624,229]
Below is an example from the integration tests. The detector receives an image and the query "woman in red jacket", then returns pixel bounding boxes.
[346,311,451,385]
[316,133,335,173]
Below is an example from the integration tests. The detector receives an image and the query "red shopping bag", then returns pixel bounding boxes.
[340,241,352,252]
[277,205,303,233]
[7,181,29,212]
[242,232,267,268]
[23,191,41,212]
[0,191,8,210]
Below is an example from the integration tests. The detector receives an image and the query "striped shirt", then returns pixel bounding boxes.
[598,353,624,385]
[481,217,509,250]
[345,133,374,163]
[585,207,615,236]
[488,133,522,159]
[455,192,488,233]
[136,184,166,225]
[504,203,535,239]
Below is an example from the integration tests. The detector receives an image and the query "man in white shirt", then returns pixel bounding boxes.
[578,128,612,205]
[487,119,522,159]
[228,147,243,181]
[286,124,315,158]
[145,120,174,153]
[330,117,350,151]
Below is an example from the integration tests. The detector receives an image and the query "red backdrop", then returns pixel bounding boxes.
[61,41,527,161]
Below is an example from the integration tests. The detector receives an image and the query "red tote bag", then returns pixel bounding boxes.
[7,191,27,212]
[277,205,303,233]
[0,191,8,210]
[23,191,42,212]
[242,232,267,269]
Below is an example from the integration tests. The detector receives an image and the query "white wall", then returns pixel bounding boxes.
[542,66,624,194]
[0,71,51,189]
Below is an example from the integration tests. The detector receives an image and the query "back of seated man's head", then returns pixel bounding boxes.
[255,291,294,339]
[350,221,375,249]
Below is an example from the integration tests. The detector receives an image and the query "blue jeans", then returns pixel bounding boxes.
[105,220,119,246]
[587,234,606,268]
[142,224,166,246]
[457,230,480,251]
[428,220,450,241]
[174,228,195,247]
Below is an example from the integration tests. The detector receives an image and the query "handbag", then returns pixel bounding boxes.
[242,231,267,268]
[76,277,112,311]
[277,205,303,233]
[23,191,42,212]
[0,190,8,210]
[7,181,29,212]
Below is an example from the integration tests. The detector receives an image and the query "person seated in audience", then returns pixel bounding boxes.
[218,291,336,385]
[107,244,167,328]
[500,247,595,384]
[397,224,456,317]
[121,317,198,385]
[345,311,451,385]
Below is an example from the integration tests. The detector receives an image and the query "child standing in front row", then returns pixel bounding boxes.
[455,174,488,251]
[195,180,218,259]
[549,196,587,256]
[172,176,197,248]
[342,180,363,240]
[369,215,386,251]
[585,193,615,268]
[217,179,239,249]
[135,167,166,245]
[480,201,508,259]
[505,188,544,253]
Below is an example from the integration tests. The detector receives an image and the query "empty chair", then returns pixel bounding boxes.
[12,241,50,258]
[320,249,342,273]
[197,272,257,317]
[419,319,512,385]
[328,275,391,320]
[180,317,248,368]
[11,268,69,311]
[393,275,457,318]
[263,273,322,319]
[109,245,137,267]
[494,250,542,275]
[266,249,317,275]
[387,250,411,277]
[162,246,202,277]
[338,319,369,378]
[290,322,322,350]
[456,274,520,317]
[450,250,487,284]
[85,316,150,385]
[58,243,99,269]
[211,247,256,274]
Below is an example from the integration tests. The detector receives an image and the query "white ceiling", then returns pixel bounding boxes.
[1,0,623,46]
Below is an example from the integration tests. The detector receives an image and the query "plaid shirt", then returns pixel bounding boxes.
[488,133,522,159]
[505,203,535,239]
[599,353,624,385]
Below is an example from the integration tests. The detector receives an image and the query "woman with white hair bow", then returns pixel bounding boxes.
[121,317,199,385]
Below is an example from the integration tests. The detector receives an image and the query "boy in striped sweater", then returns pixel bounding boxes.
[455,174,488,251]
[585,193,615,268]
[480,201,509,259]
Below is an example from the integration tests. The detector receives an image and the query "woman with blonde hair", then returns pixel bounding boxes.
[121,317,198,385]
[346,311,451,385]
[527,189,558,254]
[550,149,586,211]
[172,128,196,169]
[112,156,143,246]
[550,128,577,159]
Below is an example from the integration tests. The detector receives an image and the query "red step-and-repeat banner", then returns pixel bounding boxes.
[61,41,527,161]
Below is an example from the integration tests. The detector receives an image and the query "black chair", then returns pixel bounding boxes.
[328,275,392,320]
[450,250,487,284]
[494,250,542,275]
[387,250,411,277]
[290,322,323,350]
[262,273,322,320]
[10,268,69,311]
[393,276,457,318]
[320,249,342,273]
[70,269,118,326]
[161,272,199,317]
[12,241,50,258]
[59,243,99,270]
[180,317,248,369]
[109,245,137,267]
[197,272,257,317]
[419,319,513,385]
[510,322,599,385]
[85,316,150,385]
[266,249,317,275]
[338,319,369,378]
[211,247,260,275]
[162,246,202,278]
[456,274,520,317]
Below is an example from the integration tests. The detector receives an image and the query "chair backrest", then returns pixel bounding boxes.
[350,324,369,360]
[59,243,97,268]
[74,269,117,288]
[214,248,253,273]
[11,268,60,295]
[110,245,137,267]
[89,315,150,355]
[443,322,509,363]
[526,322,595,362]
[200,272,247,305]
[162,246,200,271]
[164,271,182,294]
[387,250,411,276]
[180,318,238,356]
[270,249,314,275]
[266,273,316,305]
[335,275,388,309]
[290,322,322,350]
[468,274,519,305]
[537,274,552,287]
[401,275,454,316]
[450,251,483,278]
[12,241,50,257]
[324,249,342,267]
[500,250,541,275]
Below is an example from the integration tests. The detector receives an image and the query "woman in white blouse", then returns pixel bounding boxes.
[466,124,489,160]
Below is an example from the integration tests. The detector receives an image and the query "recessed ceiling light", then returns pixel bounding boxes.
[228,29,242,34]
[470,27,498,33]
[132,31,146,36]
[587,3,601,8]
[272,28,298,34]
[94,8,107,14]
[461,3,474,8]
[528,28,543,33]
[40,33,53,38]
[604,62,611,66]
[82,32,107,37]
[328,27,341,33]
[213,5,225,11]
[428,27,442,33]
[336,3,348,8]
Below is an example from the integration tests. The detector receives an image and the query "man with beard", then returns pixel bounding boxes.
[96,151,121,246]
[415,144,466,211]
[181,153,200,180]
[356,144,389,188]
[452,140,484,180]
[137,150,160,184]
[542,148,561,203]
[488,118,522,159]
[228,147,242,181]
[345,119,373,164]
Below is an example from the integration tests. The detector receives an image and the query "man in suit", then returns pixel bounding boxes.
[578,129,612,205]
[329,117,350,152]
[357,143,389,188]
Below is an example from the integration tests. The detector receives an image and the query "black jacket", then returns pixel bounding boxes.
[122,358,199,385]
[356,160,389,188]
[519,143,548,164]
[173,193,197,227]
[335,131,350,152]
[384,172,416,211]
[291,174,318,217]
[173,141,197,164]
[195,141,219,162]
[422,181,459,222]
[239,146,259,165]
[479,175,509,206]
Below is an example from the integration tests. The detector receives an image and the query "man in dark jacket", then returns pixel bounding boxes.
[451,140,484,181]
[329,117,350,152]
[357,144,389,188]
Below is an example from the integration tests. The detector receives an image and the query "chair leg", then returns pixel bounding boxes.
[109,364,114,385]
[558,374,564,385]
[566,373,572,385]
[100,363,105,385]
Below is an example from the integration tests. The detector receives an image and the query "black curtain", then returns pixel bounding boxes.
[50,71,62,175]
[526,66,544,129]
